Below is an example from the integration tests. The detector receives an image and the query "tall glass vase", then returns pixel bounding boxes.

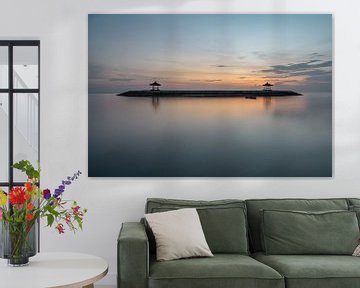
[0,220,37,266]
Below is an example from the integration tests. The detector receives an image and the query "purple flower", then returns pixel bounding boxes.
[43,189,51,200]
[54,189,63,198]
[54,171,82,199]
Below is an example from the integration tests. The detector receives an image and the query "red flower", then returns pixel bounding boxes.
[56,223,65,234]
[9,187,26,205]
[72,205,80,215]
[26,214,33,221]
[25,182,33,192]
[65,214,71,225]
[24,193,31,200]
[26,203,34,210]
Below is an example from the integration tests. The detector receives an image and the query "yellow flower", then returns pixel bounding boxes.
[0,190,7,206]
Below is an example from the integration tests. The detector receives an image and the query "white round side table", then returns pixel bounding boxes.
[0,252,108,288]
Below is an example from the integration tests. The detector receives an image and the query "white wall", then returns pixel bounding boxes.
[1,0,360,286]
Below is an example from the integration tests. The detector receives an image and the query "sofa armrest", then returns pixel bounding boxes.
[118,222,149,288]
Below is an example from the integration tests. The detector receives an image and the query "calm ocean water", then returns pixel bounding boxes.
[88,92,332,177]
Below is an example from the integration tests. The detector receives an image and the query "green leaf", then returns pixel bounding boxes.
[47,214,54,227]
[74,216,83,230]
[12,160,40,180]
[12,160,30,170]
[46,205,60,217]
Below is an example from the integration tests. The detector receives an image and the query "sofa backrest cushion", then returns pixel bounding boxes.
[347,199,360,228]
[348,198,360,207]
[246,198,349,252]
[145,198,249,254]
[261,209,359,255]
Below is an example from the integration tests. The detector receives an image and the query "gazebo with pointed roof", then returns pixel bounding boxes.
[263,82,274,91]
[150,81,161,91]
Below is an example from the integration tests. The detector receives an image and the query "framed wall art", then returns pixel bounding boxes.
[88,14,332,177]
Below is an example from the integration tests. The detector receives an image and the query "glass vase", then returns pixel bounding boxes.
[0,220,37,266]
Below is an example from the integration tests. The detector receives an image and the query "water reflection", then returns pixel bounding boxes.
[149,95,307,116]
[263,97,272,110]
[151,96,160,110]
[88,93,331,177]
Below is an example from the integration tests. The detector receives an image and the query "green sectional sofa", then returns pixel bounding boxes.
[118,198,360,288]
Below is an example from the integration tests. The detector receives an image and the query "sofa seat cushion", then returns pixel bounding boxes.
[253,252,360,288]
[149,254,284,288]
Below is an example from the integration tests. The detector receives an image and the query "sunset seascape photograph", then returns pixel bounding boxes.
[88,14,332,177]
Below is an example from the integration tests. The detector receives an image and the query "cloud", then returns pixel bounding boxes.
[89,63,154,93]
[109,78,135,82]
[252,51,291,61]
[261,60,332,75]
[213,64,233,68]
[308,52,325,58]
[89,64,136,81]
[258,59,332,92]
[205,79,222,82]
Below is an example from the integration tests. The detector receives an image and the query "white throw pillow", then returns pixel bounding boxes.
[353,244,360,256]
[145,208,213,261]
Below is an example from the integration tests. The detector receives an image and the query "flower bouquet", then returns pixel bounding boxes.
[0,160,87,266]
